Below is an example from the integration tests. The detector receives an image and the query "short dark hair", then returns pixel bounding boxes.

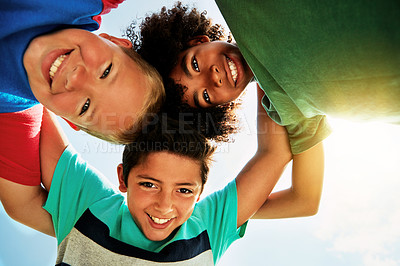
[122,117,215,187]
[125,2,240,142]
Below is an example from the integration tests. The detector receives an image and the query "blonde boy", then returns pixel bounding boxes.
[0,0,164,187]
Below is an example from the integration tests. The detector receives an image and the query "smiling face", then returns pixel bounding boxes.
[118,151,203,242]
[169,36,253,108]
[23,29,151,135]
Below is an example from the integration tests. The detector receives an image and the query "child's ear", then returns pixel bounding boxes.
[117,164,128,193]
[187,35,211,47]
[99,33,133,48]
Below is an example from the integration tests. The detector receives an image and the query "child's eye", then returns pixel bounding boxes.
[100,63,112,79]
[79,99,90,116]
[178,188,193,194]
[203,90,211,104]
[191,56,199,72]
[139,182,155,188]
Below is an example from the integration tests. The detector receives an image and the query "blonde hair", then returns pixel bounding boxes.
[79,47,165,144]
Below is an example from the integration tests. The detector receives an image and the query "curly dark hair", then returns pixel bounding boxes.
[125,2,240,142]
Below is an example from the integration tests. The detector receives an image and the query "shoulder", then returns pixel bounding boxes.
[193,180,238,220]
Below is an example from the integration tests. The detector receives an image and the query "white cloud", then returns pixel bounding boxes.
[364,254,399,266]
[314,119,400,264]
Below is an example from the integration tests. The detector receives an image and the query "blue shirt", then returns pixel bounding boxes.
[0,0,103,113]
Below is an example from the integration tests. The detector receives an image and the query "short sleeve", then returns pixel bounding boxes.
[0,105,43,185]
[43,145,117,244]
[194,180,247,264]
[262,95,332,154]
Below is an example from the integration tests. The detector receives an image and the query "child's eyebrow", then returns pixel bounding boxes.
[137,175,198,187]
[193,91,201,108]
[137,175,161,183]
[181,53,192,79]
[87,106,96,123]
[175,182,198,187]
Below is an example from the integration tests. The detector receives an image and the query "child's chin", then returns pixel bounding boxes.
[146,233,169,242]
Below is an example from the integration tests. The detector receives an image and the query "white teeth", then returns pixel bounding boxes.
[49,54,67,80]
[149,215,172,225]
[227,57,238,83]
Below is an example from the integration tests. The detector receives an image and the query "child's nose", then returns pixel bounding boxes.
[155,193,174,214]
[65,65,86,92]
[210,65,223,87]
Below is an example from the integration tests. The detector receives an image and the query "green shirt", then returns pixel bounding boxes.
[216,0,400,154]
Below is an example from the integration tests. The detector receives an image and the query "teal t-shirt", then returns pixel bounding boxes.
[43,146,247,265]
[216,0,400,154]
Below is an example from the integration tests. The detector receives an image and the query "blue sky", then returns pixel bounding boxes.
[1,1,400,265]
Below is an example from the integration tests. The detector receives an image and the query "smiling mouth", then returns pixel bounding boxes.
[49,51,72,81]
[226,57,238,84]
[148,214,173,225]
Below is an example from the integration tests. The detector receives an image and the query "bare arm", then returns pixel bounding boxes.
[39,109,69,190]
[236,85,292,227]
[252,142,324,219]
[0,109,68,236]
[0,178,54,236]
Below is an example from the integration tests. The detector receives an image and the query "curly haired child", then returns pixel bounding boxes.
[128,1,400,155]
[126,2,239,142]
